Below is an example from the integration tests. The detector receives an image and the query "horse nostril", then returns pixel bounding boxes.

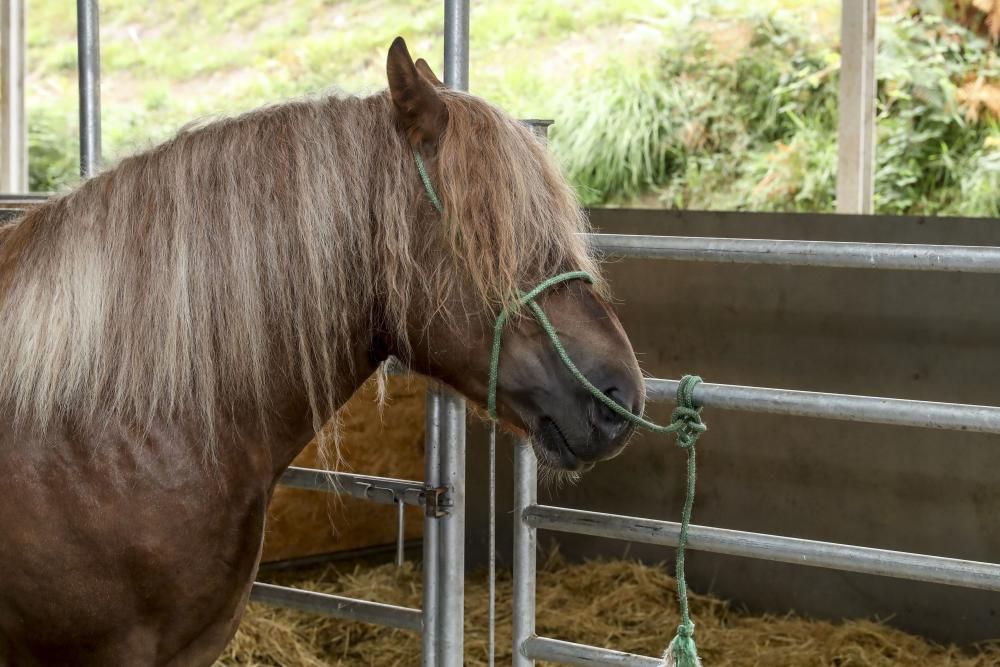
[597,387,632,431]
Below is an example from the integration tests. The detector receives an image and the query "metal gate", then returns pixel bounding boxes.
[510,237,1000,665]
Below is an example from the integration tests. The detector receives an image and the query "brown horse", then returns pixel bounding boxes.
[0,38,643,665]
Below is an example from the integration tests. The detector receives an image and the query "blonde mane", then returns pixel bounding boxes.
[0,89,598,444]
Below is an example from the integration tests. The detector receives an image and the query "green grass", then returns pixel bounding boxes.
[22,0,1000,217]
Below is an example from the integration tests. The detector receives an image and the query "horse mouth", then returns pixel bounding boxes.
[535,417,594,473]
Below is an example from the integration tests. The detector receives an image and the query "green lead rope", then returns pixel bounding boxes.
[414,149,707,667]
[487,272,706,667]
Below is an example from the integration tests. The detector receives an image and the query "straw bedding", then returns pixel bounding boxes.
[217,553,1000,666]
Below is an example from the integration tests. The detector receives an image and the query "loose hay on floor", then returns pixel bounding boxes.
[218,554,1000,666]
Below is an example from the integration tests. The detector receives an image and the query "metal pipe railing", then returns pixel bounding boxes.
[587,233,1000,273]
[422,389,443,667]
[524,505,1000,592]
[1,0,27,192]
[250,583,422,631]
[512,441,538,667]
[430,4,470,665]
[279,466,428,507]
[76,0,101,177]
[520,636,659,667]
[646,378,1000,433]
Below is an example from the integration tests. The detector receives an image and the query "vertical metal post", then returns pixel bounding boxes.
[436,386,465,665]
[423,3,471,666]
[443,0,469,91]
[396,499,406,567]
[509,119,550,667]
[76,0,101,178]
[1,0,26,192]
[512,440,538,667]
[422,390,442,667]
[836,0,876,214]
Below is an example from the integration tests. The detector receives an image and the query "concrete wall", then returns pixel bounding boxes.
[465,209,1000,645]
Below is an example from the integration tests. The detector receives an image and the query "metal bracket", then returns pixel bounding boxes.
[422,485,451,518]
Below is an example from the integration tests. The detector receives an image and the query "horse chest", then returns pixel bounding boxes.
[0,415,274,666]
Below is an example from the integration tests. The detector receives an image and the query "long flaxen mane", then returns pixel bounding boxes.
[0,88,598,445]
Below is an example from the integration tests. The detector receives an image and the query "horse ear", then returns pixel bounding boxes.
[387,37,449,148]
[415,58,445,88]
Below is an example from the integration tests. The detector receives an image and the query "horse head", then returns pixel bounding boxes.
[382,38,644,473]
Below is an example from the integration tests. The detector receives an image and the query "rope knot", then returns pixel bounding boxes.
[670,405,706,449]
[670,375,705,450]
[676,622,695,639]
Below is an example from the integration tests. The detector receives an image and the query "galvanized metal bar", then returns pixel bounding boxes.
[434,4,470,664]
[250,582,422,632]
[1,0,27,192]
[422,388,442,667]
[509,118,553,667]
[587,234,1000,273]
[396,499,406,567]
[278,466,428,507]
[646,378,1000,434]
[436,387,466,666]
[521,636,659,667]
[837,0,877,214]
[525,505,1000,592]
[512,441,538,667]
[76,0,101,177]
[443,0,469,91]
[488,427,496,667]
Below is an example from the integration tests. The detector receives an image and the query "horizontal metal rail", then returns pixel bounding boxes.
[251,583,422,631]
[278,466,432,508]
[521,636,658,667]
[0,193,46,202]
[646,378,1000,434]
[524,505,1000,592]
[587,233,1000,273]
[2,204,999,274]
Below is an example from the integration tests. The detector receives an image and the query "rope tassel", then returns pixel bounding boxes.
[663,626,702,667]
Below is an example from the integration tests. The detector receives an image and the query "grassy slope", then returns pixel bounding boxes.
[24,0,836,190]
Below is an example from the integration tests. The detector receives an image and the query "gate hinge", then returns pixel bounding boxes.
[421,485,452,518]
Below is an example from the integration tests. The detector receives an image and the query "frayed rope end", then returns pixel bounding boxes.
[660,624,702,667]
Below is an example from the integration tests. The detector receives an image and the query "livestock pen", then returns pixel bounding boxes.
[2,1,999,666]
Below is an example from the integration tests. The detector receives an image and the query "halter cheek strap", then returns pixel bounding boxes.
[412,149,444,214]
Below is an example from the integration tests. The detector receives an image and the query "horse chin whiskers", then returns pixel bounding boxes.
[527,432,585,490]
[536,461,582,492]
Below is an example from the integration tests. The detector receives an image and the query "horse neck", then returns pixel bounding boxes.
[224,340,381,479]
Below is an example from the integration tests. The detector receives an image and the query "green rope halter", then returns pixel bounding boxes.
[413,150,443,214]
[413,148,707,667]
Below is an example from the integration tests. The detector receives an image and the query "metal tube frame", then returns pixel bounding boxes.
[278,466,442,509]
[250,582,422,631]
[512,441,538,667]
[646,378,1000,434]
[525,505,1000,592]
[587,233,1000,274]
[1,0,27,192]
[76,0,101,177]
[424,4,471,665]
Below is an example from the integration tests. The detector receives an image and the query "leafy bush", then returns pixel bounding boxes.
[552,8,1000,216]
[27,110,78,193]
